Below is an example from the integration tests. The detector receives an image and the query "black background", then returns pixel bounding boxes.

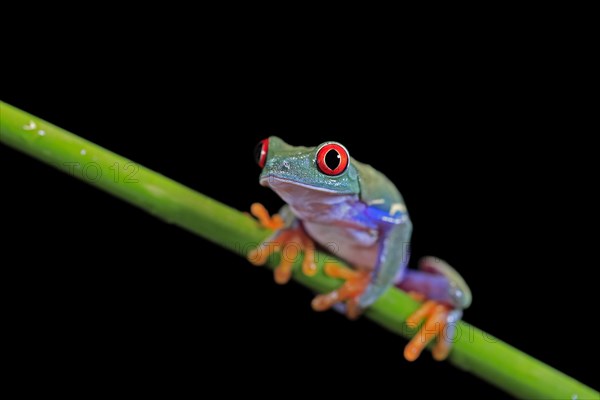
[2,39,597,397]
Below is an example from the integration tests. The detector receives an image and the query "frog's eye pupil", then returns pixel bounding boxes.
[316,143,349,176]
[255,139,269,168]
[325,149,341,170]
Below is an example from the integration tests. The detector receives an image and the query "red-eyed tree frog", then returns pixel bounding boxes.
[248,137,471,361]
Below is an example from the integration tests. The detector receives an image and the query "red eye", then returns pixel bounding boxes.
[316,143,349,176]
[254,139,269,168]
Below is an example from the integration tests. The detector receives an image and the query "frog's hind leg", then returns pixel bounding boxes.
[396,257,471,361]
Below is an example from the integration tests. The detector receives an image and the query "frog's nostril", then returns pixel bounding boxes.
[282,161,290,169]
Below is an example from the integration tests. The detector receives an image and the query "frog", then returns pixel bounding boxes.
[248,136,471,361]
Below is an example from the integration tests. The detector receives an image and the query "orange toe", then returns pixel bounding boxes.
[312,266,370,319]
[250,202,285,230]
[247,203,318,283]
[405,300,437,327]
[404,300,452,362]
[301,240,317,277]
[274,257,293,284]
[324,262,359,280]
[432,336,452,361]
[311,291,340,311]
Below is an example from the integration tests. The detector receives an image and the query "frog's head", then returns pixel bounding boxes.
[254,136,360,203]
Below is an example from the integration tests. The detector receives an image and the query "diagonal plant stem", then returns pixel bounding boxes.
[1,100,597,399]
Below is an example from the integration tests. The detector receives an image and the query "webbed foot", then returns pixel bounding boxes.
[247,203,317,284]
[400,257,471,361]
[311,263,370,320]
[404,299,463,361]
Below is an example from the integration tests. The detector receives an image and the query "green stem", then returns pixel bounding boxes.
[1,100,597,400]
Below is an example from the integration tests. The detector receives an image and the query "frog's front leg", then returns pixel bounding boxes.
[310,263,371,319]
[247,203,317,283]
[397,256,472,361]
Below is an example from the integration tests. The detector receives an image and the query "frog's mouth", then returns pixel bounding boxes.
[260,173,357,206]
[259,174,340,193]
